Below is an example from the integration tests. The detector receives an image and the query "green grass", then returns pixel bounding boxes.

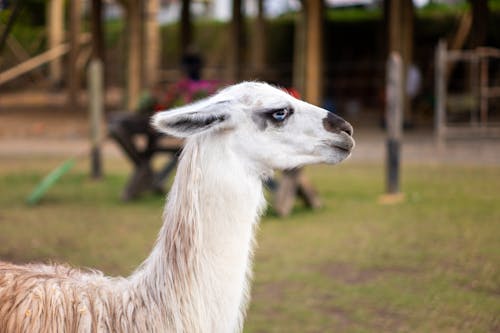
[0,157,499,332]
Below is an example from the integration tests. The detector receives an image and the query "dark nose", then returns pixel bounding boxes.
[323,112,353,136]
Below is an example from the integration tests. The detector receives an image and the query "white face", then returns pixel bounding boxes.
[152,82,354,172]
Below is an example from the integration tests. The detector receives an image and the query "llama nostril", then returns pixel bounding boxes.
[323,112,353,136]
[341,122,353,136]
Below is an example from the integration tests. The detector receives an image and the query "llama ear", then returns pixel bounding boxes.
[152,99,233,138]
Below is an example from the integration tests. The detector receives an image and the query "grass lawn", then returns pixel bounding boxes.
[0,157,499,332]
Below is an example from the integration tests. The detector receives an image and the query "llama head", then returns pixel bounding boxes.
[152,82,354,173]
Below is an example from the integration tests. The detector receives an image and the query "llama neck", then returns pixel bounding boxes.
[133,135,266,332]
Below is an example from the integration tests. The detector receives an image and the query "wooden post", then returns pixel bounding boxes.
[68,0,82,108]
[386,53,403,194]
[304,0,323,105]
[274,1,322,217]
[470,52,479,125]
[387,0,401,55]
[144,0,160,88]
[466,0,488,124]
[47,0,64,86]
[387,0,413,126]
[469,0,489,48]
[450,10,472,52]
[381,52,404,203]
[251,0,266,78]
[90,0,105,62]
[88,59,104,179]
[89,0,105,179]
[274,4,305,217]
[446,10,472,80]
[292,3,306,95]
[435,40,447,146]
[228,0,243,81]
[180,0,192,56]
[401,0,414,124]
[480,56,489,126]
[127,0,142,110]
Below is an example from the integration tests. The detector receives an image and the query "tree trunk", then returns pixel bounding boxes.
[386,0,414,125]
[47,0,64,86]
[180,0,192,57]
[304,0,324,105]
[127,0,142,110]
[228,0,244,81]
[469,0,489,48]
[251,0,266,78]
[144,0,160,88]
[293,3,306,94]
[68,0,82,108]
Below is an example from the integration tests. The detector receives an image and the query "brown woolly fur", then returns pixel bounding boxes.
[0,262,132,332]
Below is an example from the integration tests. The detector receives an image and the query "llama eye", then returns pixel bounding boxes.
[271,109,289,122]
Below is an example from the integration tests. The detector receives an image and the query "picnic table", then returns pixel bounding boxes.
[108,112,183,201]
[107,79,222,201]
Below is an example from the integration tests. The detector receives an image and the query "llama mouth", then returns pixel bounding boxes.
[330,138,355,153]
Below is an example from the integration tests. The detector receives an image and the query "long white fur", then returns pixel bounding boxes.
[0,82,354,332]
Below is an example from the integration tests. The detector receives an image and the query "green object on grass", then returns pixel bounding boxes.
[26,158,76,205]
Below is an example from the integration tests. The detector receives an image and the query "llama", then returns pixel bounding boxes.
[0,82,354,332]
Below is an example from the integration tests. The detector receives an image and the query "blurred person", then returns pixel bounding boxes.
[406,63,422,101]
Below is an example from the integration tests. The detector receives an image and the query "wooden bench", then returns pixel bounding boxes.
[120,136,183,201]
[108,112,183,201]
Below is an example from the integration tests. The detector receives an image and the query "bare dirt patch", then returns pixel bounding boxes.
[0,107,90,139]
[318,261,418,285]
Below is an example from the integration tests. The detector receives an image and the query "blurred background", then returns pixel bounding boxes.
[1,0,499,332]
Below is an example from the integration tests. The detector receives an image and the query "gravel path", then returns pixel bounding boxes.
[1,108,499,165]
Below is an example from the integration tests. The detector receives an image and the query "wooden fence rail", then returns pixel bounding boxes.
[0,35,90,86]
[434,41,500,145]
